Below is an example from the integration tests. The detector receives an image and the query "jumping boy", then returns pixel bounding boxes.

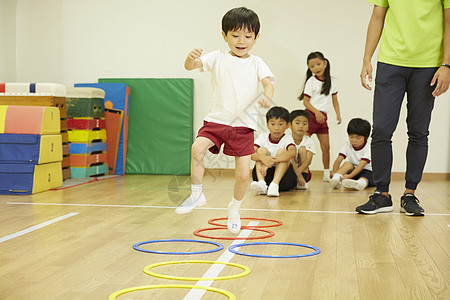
[176,7,275,233]
[250,106,297,197]
[330,118,374,191]
[289,110,315,190]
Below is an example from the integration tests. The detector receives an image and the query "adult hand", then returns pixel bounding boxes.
[360,61,373,90]
[431,66,450,97]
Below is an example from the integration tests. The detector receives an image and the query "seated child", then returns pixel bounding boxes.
[330,118,374,190]
[250,106,297,196]
[289,110,316,190]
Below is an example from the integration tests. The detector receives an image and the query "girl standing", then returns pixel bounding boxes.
[298,51,341,182]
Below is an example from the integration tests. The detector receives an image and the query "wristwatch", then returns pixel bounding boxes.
[441,63,450,69]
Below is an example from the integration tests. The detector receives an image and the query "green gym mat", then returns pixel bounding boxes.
[99,78,193,175]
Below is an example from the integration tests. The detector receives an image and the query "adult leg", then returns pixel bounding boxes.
[404,68,436,192]
[399,67,436,216]
[356,63,407,214]
[371,63,408,193]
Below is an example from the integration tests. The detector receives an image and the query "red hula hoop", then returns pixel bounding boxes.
[193,227,274,240]
[208,217,283,229]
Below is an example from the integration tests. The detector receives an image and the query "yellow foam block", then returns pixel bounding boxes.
[39,135,63,164]
[0,105,6,133]
[32,161,63,194]
[68,129,106,143]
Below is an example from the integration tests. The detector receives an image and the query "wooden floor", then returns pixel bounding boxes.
[0,170,449,300]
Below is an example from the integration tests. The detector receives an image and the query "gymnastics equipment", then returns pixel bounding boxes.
[75,83,129,175]
[98,78,193,175]
[66,87,108,178]
[0,82,70,179]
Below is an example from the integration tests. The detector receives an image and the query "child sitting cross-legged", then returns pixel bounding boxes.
[250,106,297,197]
[289,110,316,190]
[330,118,374,191]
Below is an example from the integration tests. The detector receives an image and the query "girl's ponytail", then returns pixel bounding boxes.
[322,58,331,96]
[298,69,313,101]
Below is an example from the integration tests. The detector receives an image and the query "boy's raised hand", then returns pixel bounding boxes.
[188,48,203,60]
[185,48,203,70]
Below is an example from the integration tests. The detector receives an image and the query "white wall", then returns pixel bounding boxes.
[0,0,17,82]
[5,0,450,173]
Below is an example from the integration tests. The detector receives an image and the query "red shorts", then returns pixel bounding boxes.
[197,121,255,156]
[306,109,329,135]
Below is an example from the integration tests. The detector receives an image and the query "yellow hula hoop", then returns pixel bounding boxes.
[143,260,251,281]
[108,284,236,300]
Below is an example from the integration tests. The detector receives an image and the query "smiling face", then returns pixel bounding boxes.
[307,57,327,79]
[267,117,289,141]
[291,115,309,138]
[222,28,259,58]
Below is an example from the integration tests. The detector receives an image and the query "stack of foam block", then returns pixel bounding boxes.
[0,83,70,179]
[0,105,63,195]
[66,87,108,178]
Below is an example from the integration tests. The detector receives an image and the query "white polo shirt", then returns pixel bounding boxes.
[200,50,275,130]
[254,133,295,156]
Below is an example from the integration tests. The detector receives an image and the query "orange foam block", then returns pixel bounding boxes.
[0,105,60,134]
[70,152,108,167]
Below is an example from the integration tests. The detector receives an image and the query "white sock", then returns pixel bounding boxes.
[231,197,242,208]
[191,184,202,198]
[357,178,367,187]
[324,169,330,176]
[332,173,342,181]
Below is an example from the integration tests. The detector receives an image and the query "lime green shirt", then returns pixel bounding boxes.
[369,0,450,67]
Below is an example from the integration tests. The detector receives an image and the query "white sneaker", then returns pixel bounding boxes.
[342,179,366,191]
[323,174,331,182]
[330,177,342,189]
[175,193,206,214]
[296,182,308,190]
[227,202,241,234]
[250,180,268,195]
[267,182,279,197]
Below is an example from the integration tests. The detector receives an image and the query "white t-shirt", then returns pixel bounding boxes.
[254,133,295,156]
[303,76,338,113]
[339,141,372,171]
[200,50,275,130]
[294,135,316,163]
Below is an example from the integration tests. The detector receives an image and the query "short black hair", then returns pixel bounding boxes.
[266,106,290,123]
[222,7,260,36]
[289,109,310,123]
[347,118,371,140]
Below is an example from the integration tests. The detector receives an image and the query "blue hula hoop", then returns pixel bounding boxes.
[133,239,224,255]
[228,242,320,258]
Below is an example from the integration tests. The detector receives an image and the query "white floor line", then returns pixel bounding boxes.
[183,221,259,300]
[7,202,450,216]
[0,212,79,243]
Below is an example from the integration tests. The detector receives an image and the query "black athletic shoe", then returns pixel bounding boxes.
[356,190,393,214]
[400,193,424,216]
